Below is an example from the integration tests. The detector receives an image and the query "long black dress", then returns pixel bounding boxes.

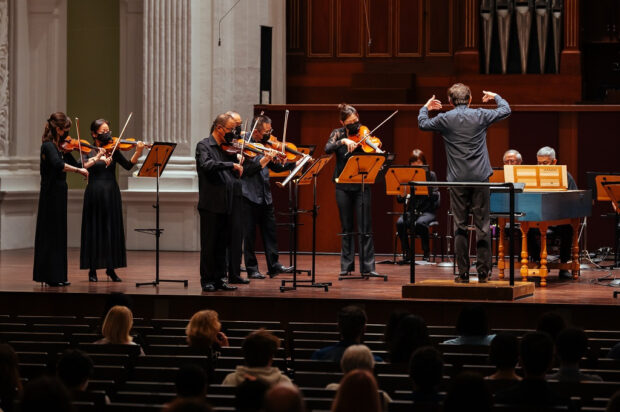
[33,141,80,283]
[80,150,135,271]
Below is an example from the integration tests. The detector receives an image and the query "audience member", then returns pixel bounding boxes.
[0,344,22,412]
[186,309,229,350]
[443,371,492,412]
[607,390,620,412]
[235,379,270,412]
[386,314,429,365]
[263,383,305,412]
[175,364,208,399]
[326,345,392,408]
[442,304,495,346]
[495,332,571,409]
[331,369,381,412]
[536,311,566,343]
[19,376,74,412]
[56,349,110,408]
[547,327,602,382]
[487,333,521,381]
[311,306,382,362]
[101,291,134,319]
[409,346,444,404]
[95,305,144,353]
[222,329,292,386]
[165,398,213,412]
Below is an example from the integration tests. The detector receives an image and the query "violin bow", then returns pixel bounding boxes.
[74,117,83,165]
[281,109,289,158]
[369,109,399,136]
[106,112,133,167]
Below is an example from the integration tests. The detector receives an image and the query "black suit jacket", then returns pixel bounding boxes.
[196,135,258,214]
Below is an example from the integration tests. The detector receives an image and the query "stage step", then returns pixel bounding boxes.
[402,279,535,301]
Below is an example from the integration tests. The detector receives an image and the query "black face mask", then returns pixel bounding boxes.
[97,131,112,144]
[346,122,361,136]
[261,132,271,144]
[224,131,236,143]
[235,125,242,136]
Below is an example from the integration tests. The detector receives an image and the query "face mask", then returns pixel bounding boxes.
[224,131,236,143]
[261,132,271,143]
[97,131,112,143]
[235,125,242,136]
[346,122,361,136]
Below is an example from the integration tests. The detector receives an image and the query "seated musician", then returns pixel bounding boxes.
[396,149,440,263]
[502,149,522,165]
[527,146,577,279]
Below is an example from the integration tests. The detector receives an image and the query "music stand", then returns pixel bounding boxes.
[379,166,429,264]
[280,155,333,292]
[135,142,188,288]
[601,181,620,269]
[336,153,388,281]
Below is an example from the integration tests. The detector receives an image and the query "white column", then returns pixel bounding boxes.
[0,0,67,249]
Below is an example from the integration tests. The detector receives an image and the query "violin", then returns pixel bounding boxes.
[348,125,383,153]
[221,139,265,158]
[101,137,152,152]
[265,135,306,161]
[60,136,100,154]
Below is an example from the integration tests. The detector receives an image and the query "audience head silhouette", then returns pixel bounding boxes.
[176,364,208,398]
[19,376,74,412]
[242,329,280,367]
[186,309,222,348]
[536,311,566,342]
[101,305,135,344]
[56,349,94,391]
[338,305,367,342]
[235,378,270,412]
[340,344,375,373]
[263,383,305,412]
[520,332,554,378]
[456,304,489,337]
[443,372,492,412]
[331,369,380,412]
[489,333,519,372]
[555,327,589,365]
[0,343,22,411]
[387,314,429,364]
[409,346,443,393]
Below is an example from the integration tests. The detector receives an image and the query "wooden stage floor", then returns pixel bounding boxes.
[1,248,619,306]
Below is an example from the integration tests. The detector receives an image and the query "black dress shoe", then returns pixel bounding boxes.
[46,281,70,287]
[229,276,250,284]
[88,270,98,282]
[339,271,351,276]
[276,264,294,274]
[202,283,217,292]
[558,270,573,280]
[248,272,266,279]
[218,282,238,291]
[454,273,470,283]
[106,270,122,282]
[478,272,489,283]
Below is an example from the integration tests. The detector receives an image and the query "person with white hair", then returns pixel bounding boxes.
[503,149,522,165]
[527,146,578,279]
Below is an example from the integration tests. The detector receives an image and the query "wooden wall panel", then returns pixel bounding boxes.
[336,0,363,57]
[287,0,304,53]
[308,0,333,57]
[366,0,392,57]
[395,0,423,56]
[426,0,453,56]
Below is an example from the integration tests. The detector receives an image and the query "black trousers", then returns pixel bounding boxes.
[396,212,436,256]
[449,186,492,276]
[199,197,242,286]
[336,187,375,273]
[526,224,573,263]
[242,198,280,274]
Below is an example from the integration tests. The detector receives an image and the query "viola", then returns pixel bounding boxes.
[60,137,100,154]
[348,125,383,153]
[101,137,152,152]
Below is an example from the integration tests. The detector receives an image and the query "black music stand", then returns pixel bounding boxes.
[379,166,429,264]
[135,142,188,288]
[601,181,620,269]
[337,153,388,281]
[280,155,333,292]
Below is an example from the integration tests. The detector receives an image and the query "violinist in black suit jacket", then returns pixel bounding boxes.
[195,113,260,292]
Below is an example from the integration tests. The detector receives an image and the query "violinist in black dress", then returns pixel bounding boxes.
[80,119,145,282]
[324,103,382,277]
[33,112,89,287]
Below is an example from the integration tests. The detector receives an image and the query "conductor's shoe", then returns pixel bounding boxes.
[248,272,266,279]
[106,270,122,282]
[88,270,98,282]
[368,271,383,277]
[558,270,573,280]
[201,283,217,292]
[478,272,489,283]
[217,282,238,291]
[269,264,293,276]
[454,273,469,283]
[229,276,250,284]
